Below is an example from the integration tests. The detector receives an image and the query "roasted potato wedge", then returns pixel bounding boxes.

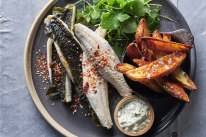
[135,18,155,61]
[133,59,150,66]
[152,30,167,59]
[152,33,197,90]
[172,67,197,90]
[142,41,155,62]
[135,18,150,45]
[155,77,190,102]
[133,59,189,102]
[163,33,171,41]
[142,37,193,52]
[125,52,187,81]
[152,30,162,39]
[116,63,164,93]
[116,63,136,73]
[126,43,142,61]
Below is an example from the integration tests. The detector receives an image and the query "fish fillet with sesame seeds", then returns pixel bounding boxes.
[75,23,133,97]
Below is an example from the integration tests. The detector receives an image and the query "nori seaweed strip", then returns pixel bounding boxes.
[44,16,86,102]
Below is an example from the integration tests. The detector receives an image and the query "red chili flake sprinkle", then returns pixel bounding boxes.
[97,45,100,49]
[83,82,89,93]
[94,50,99,56]
[37,60,41,67]
[94,90,97,94]
[73,96,79,102]
[55,77,61,82]
[42,53,46,59]
[99,82,102,85]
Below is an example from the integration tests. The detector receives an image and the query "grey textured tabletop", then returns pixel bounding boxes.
[0,0,206,137]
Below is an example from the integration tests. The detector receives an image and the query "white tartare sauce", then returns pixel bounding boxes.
[117,99,150,133]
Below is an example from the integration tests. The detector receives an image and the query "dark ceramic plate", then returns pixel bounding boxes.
[25,0,196,137]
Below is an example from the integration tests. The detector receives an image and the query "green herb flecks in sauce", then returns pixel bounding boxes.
[118,99,151,133]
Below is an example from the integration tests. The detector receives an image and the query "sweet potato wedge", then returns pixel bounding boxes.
[171,67,197,90]
[142,37,193,52]
[126,43,142,61]
[133,59,189,102]
[125,52,187,81]
[163,33,171,41]
[135,18,150,45]
[116,63,164,93]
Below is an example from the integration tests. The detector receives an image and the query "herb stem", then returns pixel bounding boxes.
[148,4,162,6]
[73,0,83,5]
[84,0,92,6]
[159,15,174,21]
[99,2,122,10]
[145,0,153,4]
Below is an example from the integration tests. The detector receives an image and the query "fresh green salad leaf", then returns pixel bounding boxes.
[123,0,151,16]
[120,17,137,33]
[75,0,168,56]
[101,12,130,30]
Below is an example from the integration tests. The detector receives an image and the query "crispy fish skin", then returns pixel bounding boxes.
[83,53,112,129]
[44,16,85,101]
[125,52,187,81]
[75,23,133,97]
[116,63,164,93]
[133,59,189,102]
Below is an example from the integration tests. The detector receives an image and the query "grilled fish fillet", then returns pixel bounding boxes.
[45,16,85,101]
[75,23,133,97]
[83,53,112,128]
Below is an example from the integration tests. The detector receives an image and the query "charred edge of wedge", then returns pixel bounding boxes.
[125,52,187,81]
[142,37,193,52]
[126,43,142,61]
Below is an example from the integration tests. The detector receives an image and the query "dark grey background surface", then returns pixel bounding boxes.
[0,0,205,137]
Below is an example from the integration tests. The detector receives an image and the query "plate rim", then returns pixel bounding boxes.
[24,0,77,136]
[24,0,197,137]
